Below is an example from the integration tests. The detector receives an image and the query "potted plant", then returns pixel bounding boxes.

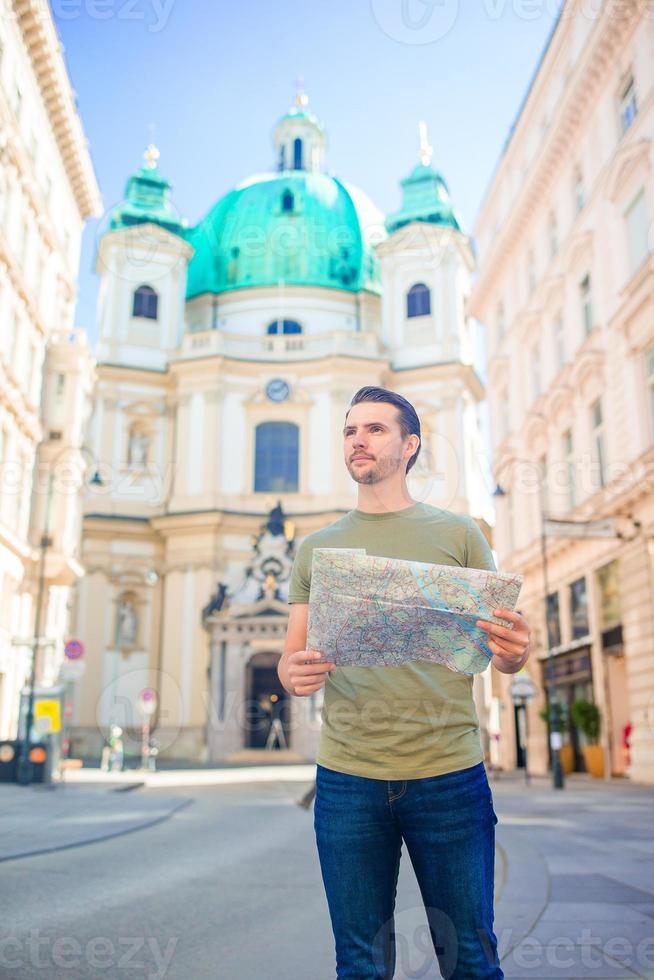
[539,702,574,774]
[571,698,604,778]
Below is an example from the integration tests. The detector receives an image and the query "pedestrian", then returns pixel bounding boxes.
[279,386,531,980]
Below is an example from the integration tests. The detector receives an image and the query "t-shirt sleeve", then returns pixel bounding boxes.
[287,537,313,604]
[464,517,497,572]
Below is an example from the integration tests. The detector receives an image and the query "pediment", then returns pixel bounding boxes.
[565,230,594,273]
[606,139,651,204]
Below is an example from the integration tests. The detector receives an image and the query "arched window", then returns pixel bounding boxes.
[266,319,303,335]
[407,283,431,318]
[132,285,158,320]
[293,138,303,170]
[278,145,286,172]
[254,422,299,492]
[281,189,294,212]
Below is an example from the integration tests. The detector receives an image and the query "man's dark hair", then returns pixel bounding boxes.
[347,386,421,473]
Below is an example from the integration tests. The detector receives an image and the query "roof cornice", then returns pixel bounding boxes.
[470,2,642,311]
[15,0,102,219]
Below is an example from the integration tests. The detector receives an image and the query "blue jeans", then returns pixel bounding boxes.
[314,761,503,980]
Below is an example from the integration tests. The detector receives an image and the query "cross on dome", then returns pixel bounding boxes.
[294,74,309,109]
[418,121,433,167]
[143,143,160,170]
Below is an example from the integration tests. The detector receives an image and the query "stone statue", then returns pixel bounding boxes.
[117,596,138,646]
[202,582,229,622]
[128,430,149,469]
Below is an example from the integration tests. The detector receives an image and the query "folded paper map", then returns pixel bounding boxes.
[307,548,524,675]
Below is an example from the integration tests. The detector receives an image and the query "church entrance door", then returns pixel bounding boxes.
[245,651,290,749]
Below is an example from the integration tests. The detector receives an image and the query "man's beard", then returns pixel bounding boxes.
[346,453,404,485]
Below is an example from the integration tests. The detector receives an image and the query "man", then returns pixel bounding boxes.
[278,386,530,980]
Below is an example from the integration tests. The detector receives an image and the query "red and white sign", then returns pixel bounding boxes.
[64,639,85,660]
[138,688,158,715]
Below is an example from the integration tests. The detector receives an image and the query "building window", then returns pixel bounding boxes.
[278,145,286,171]
[498,388,509,442]
[281,189,294,212]
[645,344,654,440]
[530,342,541,401]
[554,314,565,371]
[506,488,514,554]
[497,302,506,341]
[620,76,638,134]
[624,188,649,275]
[591,398,606,490]
[546,591,561,649]
[573,167,585,214]
[266,319,302,335]
[548,211,559,259]
[563,428,575,509]
[570,577,589,640]
[293,138,303,170]
[254,421,299,492]
[579,274,593,336]
[132,285,158,320]
[406,282,431,318]
[539,453,548,515]
[527,248,536,294]
[597,560,622,651]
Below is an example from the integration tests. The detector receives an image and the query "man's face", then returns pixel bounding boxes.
[343,401,416,485]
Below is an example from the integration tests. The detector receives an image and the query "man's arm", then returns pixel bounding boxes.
[278,603,335,696]
[464,519,531,673]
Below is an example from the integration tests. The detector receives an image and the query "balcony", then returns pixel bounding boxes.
[179,328,384,362]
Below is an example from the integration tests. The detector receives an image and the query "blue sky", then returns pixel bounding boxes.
[55,0,562,345]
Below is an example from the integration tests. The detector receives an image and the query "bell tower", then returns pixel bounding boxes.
[95,145,193,370]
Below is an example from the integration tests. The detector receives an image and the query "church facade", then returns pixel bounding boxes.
[71,96,494,762]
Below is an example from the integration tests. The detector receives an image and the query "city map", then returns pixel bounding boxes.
[307,548,524,675]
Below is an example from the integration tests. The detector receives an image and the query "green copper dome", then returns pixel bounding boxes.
[385,161,463,235]
[109,146,185,237]
[185,171,383,299]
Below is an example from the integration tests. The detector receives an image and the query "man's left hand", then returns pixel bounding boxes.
[476,608,531,674]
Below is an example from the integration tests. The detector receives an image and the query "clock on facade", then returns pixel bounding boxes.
[265,379,290,402]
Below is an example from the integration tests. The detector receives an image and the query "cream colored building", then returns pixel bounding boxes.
[0,2,101,741]
[469,2,654,783]
[71,98,496,763]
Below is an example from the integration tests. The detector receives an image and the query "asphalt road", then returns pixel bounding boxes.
[0,777,437,980]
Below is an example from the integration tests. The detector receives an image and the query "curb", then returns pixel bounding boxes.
[0,796,193,863]
[494,822,550,958]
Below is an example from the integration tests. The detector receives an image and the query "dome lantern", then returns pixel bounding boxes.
[273,81,326,174]
[109,144,185,237]
[385,122,464,236]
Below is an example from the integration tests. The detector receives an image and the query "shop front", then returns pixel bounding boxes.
[540,645,593,773]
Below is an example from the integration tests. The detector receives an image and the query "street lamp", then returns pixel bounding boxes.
[16,445,103,786]
[493,465,566,790]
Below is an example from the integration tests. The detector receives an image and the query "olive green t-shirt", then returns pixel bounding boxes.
[287,501,497,780]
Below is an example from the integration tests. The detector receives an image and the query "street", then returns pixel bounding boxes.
[0,770,653,979]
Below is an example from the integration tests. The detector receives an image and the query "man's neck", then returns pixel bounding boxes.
[355,483,417,515]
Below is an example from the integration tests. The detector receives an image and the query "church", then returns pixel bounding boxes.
[70,93,494,763]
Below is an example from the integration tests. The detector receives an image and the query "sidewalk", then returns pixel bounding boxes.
[491,772,654,979]
[0,781,192,862]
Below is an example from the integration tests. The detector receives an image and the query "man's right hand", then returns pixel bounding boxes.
[284,649,335,697]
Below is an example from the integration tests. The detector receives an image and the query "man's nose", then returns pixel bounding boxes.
[352,432,367,448]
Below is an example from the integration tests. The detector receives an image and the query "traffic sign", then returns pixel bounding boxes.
[138,688,158,715]
[34,699,62,734]
[509,670,538,704]
[60,660,86,681]
[64,639,85,660]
